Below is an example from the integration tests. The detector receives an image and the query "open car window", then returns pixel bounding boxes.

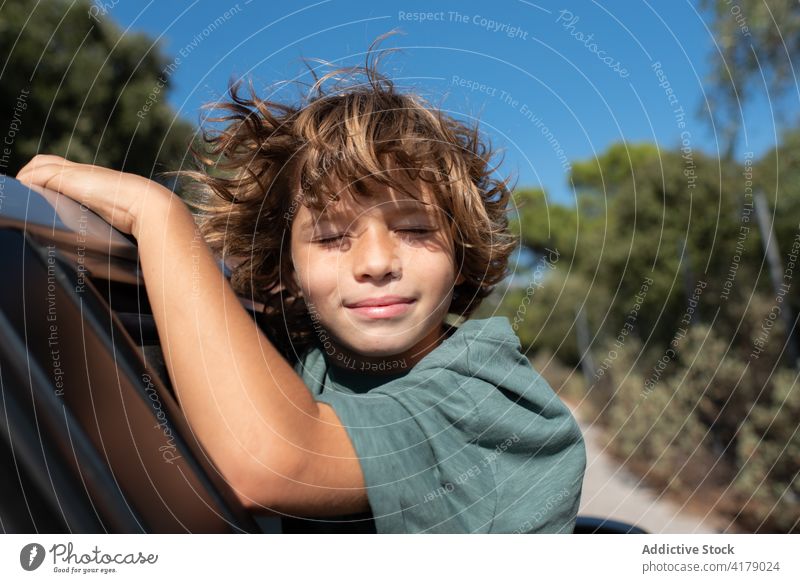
[0,176,279,533]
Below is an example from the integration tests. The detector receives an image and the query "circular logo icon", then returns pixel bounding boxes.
[20,543,46,571]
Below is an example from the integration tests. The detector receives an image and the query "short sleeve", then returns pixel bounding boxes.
[471,371,587,534]
[315,369,499,533]
[463,331,586,534]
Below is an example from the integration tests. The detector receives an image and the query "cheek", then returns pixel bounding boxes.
[292,249,336,299]
[411,250,458,288]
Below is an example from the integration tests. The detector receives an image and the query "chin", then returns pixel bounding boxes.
[350,340,409,358]
[340,331,417,357]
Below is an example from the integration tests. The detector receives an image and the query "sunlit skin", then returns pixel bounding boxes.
[14,154,379,515]
[290,177,465,374]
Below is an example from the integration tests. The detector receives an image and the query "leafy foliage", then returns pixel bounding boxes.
[502,138,799,531]
[0,0,195,178]
[701,0,800,157]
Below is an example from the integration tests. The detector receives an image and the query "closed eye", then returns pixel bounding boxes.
[313,228,435,248]
[314,234,346,246]
[398,228,435,236]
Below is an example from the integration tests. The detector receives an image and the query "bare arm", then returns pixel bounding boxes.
[17,155,369,517]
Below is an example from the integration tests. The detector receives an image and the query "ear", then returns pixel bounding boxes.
[455,272,466,286]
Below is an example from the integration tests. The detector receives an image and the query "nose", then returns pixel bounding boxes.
[352,223,401,282]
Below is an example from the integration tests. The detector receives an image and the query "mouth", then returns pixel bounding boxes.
[345,296,416,319]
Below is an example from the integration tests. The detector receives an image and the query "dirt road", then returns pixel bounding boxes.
[577,417,725,534]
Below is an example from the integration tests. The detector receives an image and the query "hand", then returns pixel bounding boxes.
[16,154,175,238]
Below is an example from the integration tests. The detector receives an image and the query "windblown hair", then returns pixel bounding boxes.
[176,32,519,363]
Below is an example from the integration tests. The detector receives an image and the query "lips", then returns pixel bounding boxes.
[345,295,415,308]
[345,296,416,319]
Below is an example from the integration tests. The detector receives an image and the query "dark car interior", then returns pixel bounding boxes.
[0,177,644,534]
[0,177,280,533]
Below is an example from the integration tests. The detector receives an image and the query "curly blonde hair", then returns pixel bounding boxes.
[176,32,519,363]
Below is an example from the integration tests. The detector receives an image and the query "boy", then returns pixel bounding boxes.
[16,37,586,533]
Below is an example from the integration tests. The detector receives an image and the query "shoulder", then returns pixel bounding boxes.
[410,316,570,423]
[407,316,524,381]
[414,315,586,484]
[373,316,582,444]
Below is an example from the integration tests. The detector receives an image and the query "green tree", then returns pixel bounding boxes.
[702,0,800,158]
[503,141,760,362]
[0,0,195,178]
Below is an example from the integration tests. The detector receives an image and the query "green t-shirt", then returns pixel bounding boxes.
[282,316,586,534]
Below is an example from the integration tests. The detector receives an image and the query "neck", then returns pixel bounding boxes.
[324,321,453,376]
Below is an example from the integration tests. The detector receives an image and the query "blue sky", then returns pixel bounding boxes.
[102,0,781,205]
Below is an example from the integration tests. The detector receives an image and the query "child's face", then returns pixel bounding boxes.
[290,177,465,366]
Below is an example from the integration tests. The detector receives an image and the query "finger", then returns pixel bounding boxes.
[16,162,76,192]
[16,157,64,181]
[17,154,75,177]
[17,155,75,178]
[16,162,68,187]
